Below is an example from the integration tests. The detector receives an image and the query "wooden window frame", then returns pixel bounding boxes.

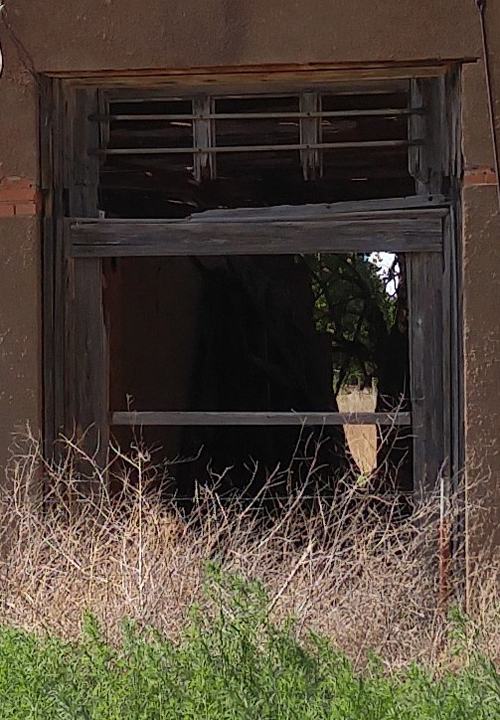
[65,204,447,499]
[40,63,463,505]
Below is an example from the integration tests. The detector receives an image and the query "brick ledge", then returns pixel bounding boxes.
[0,176,41,217]
[464,166,498,188]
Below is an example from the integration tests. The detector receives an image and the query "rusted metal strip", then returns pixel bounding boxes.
[475,0,500,211]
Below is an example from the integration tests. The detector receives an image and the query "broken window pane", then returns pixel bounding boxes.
[104,251,412,490]
[104,252,409,413]
[98,87,416,218]
[100,98,197,218]
[107,99,193,149]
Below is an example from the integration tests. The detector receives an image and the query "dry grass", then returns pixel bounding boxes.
[0,430,498,671]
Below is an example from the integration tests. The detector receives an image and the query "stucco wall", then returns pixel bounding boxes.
[460,10,500,551]
[0,1,499,550]
[0,217,40,472]
[0,1,483,73]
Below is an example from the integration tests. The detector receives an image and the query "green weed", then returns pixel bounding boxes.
[0,569,498,719]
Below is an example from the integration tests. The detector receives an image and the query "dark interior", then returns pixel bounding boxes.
[104,252,412,493]
[98,87,414,495]
[99,89,415,219]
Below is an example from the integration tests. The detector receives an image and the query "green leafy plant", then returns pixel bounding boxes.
[0,569,498,719]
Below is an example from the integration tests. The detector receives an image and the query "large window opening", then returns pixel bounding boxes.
[43,67,461,505]
[104,251,412,492]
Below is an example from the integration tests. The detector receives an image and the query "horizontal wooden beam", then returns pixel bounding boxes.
[68,206,445,258]
[105,79,412,101]
[190,196,448,221]
[50,60,460,86]
[111,411,412,427]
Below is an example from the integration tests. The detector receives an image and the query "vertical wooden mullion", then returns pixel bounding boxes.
[408,77,446,196]
[407,72,454,506]
[442,215,453,490]
[71,258,108,459]
[408,249,445,502]
[97,89,111,179]
[65,86,109,465]
[442,68,464,485]
[409,72,464,594]
[193,95,215,182]
[42,211,55,456]
[408,79,425,194]
[41,78,69,456]
[442,66,465,588]
[40,76,56,456]
[300,92,321,180]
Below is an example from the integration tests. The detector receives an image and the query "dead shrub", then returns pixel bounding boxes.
[0,429,498,671]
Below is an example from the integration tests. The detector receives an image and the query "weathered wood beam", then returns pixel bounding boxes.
[111,411,412,427]
[68,214,444,257]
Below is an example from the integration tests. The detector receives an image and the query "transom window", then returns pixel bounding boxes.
[96,85,415,218]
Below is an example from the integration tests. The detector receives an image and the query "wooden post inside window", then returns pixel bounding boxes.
[408,251,445,501]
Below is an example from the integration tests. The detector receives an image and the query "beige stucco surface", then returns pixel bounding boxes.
[1,1,482,73]
[0,1,499,548]
[463,185,500,548]
[0,217,40,472]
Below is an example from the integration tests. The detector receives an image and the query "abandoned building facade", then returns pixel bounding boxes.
[0,1,499,551]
